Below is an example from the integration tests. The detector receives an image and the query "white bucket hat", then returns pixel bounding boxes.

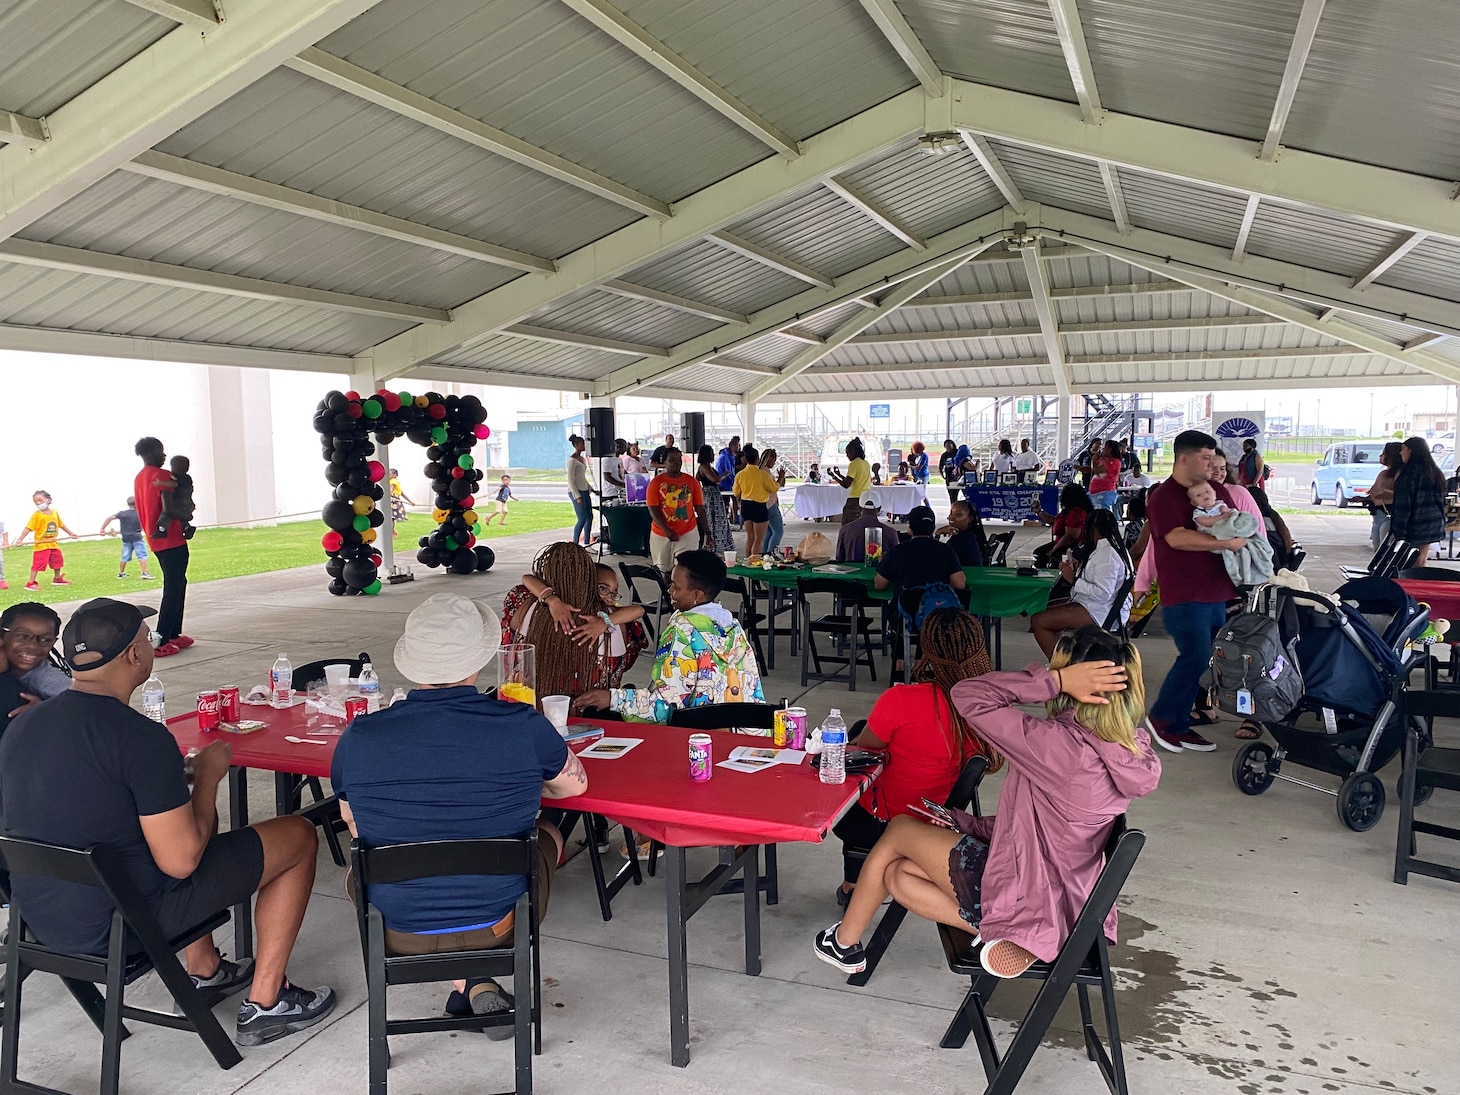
[394,593,502,685]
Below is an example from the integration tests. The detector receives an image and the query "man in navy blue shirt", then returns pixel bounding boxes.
[332,593,587,1031]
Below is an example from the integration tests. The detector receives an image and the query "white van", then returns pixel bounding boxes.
[819,433,886,475]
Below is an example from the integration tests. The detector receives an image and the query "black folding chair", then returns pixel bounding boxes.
[984,531,1014,568]
[618,563,672,644]
[798,578,879,691]
[1341,537,1413,582]
[937,818,1146,1095]
[0,836,243,1095]
[722,575,768,675]
[846,753,988,987]
[351,834,542,1095]
[1100,576,1135,641]
[1394,690,1460,886]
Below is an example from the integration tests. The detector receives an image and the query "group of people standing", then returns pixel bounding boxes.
[1364,436,1450,563]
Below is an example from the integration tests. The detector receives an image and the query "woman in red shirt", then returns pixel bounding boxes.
[1032,483,1093,568]
[1087,440,1123,510]
[832,609,999,907]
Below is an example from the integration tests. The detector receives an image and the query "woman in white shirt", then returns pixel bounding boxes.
[992,439,1017,474]
[567,434,595,547]
[1030,509,1133,658]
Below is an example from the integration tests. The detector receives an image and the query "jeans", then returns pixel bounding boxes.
[156,544,190,642]
[763,503,784,554]
[570,492,594,545]
[1150,600,1227,734]
[1090,490,1118,510]
[1370,510,1391,551]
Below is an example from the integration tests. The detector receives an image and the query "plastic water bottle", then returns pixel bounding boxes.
[269,653,294,709]
[819,709,847,785]
[142,674,166,723]
[358,662,380,712]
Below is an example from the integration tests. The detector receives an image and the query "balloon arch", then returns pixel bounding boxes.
[313,388,494,596]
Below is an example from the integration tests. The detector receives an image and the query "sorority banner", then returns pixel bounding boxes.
[964,485,1061,522]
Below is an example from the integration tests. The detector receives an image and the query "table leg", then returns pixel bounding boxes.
[743,846,762,977]
[227,767,253,960]
[666,846,691,1067]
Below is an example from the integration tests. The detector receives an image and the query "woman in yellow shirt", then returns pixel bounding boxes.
[733,444,780,558]
[829,438,873,523]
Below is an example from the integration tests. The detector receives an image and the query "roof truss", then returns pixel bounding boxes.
[0,111,49,151]
[1047,0,1103,123]
[1260,0,1327,161]
[116,0,222,30]
[854,0,944,95]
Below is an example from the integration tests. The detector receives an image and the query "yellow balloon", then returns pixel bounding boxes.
[361,528,377,544]
[462,509,478,525]
[352,495,373,515]
[414,395,430,408]
[432,508,450,524]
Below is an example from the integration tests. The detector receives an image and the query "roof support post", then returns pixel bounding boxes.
[1019,241,1071,399]
[741,396,757,445]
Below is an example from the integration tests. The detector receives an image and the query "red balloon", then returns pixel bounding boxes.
[474,424,490,439]
[346,402,364,419]
[427,403,447,420]
[450,466,465,479]
[370,550,383,566]
[380,391,402,413]
[465,533,476,549]
[345,390,360,401]
[321,531,343,552]
[461,495,475,509]
[367,460,386,482]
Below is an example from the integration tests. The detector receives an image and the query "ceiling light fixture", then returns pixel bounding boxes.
[917,131,960,157]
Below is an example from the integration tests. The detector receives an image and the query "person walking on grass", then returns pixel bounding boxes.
[389,469,415,535]
[482,475,518,527]
[15,491,77,591]
[134,437,193,657]
[101,496,154,580]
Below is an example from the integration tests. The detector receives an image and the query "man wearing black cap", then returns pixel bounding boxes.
[0,598,336,1047]
[873,506,967,600]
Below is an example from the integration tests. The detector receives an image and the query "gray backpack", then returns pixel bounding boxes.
[1210,608,1304,723]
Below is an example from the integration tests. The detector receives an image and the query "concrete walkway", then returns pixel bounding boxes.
[7,511,1457,1095]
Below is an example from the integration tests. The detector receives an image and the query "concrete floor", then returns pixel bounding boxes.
[7,506,1458,1095]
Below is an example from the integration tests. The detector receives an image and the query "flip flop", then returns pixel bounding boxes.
[1235,720,1263,740]
[1189,709,1220,726]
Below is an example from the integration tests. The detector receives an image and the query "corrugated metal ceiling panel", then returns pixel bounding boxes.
[626,241,810,315]
[1117,171,1251,249]
[1060,323,1340,360]
[1281,0,1460,182]
[17,172,517,309]
[827,334,1046,367]
[795,300,873,338]
[610,0,915,140]
[156,69,641,263]
[922,251,1028,297]
[0,261,408,354]
[894,0,1074,103]
[895,298,1041,329]
[317,0,769,205]
[0,0,171,117]
[1056,289,1261,326]
[726,186,906,281]
[841,139,1008,240]
[1374,235,1460,305]
[651,362,757,397]
[1070,352,1397,390]
[777,361,1051,395]
[987,140,1113,221]
[1079,0,1299,141]
[713,338,801,369]
[432,334,623,380]
[1244,201,1400,280]
[526,293,721,348]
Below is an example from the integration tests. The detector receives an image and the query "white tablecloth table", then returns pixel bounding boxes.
[792,483,927,519]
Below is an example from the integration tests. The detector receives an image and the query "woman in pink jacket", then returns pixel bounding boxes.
[813,626,1160,978]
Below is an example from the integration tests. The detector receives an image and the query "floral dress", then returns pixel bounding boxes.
[697,466,734,553]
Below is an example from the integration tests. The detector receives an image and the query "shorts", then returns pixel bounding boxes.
[361,820,559,957]
[1089,490,1118,510]
[120,538,148,562]
[739,499,769,523]
[948,833,990,930]
[650,528,695,573]
[494,499,510,513]
[30,547,63,571]
[150,827,265,944]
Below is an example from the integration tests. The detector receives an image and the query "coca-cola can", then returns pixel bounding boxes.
[344,696,368,723]
[219,686,241,724]
[196,690,221,731]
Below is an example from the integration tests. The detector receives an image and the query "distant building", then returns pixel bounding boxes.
[506,413,584,469]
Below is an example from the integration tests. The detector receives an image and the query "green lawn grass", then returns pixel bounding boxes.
[0,502,573,609]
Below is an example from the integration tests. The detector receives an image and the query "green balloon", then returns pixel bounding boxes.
[397,390,412,405]
[473,522,482,535]
[444,536,458,551]
[430,426,448,444]
[363,579,382,595]
[352,514,370,532]
[362,398,382,418]
[457,454,474,470]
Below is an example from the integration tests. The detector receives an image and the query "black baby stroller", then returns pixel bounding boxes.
[1230,577,1431,831]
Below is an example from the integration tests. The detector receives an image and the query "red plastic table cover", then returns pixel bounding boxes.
[169,699,338,779]
[1396,580,1460,631]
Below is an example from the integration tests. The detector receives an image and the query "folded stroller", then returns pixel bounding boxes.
[1230,577,1431,831]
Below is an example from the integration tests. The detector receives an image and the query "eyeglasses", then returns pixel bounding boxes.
[3,629,57,649]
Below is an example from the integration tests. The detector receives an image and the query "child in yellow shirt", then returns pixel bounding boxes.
[15,491,77,590]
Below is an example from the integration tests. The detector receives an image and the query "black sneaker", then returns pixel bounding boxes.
[813,924,866,974]
[235,982,337,1047]
[175,956,253,1015]
[834,885,851,909]
[468,978,515,1042]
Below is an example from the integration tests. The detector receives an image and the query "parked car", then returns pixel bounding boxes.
[1311,440,1390,507]
[1431,431,1454,460]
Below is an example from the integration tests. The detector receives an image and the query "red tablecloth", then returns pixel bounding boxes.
[168,699,340,779]
[1396,580,1460,628]
[556,719,874,848]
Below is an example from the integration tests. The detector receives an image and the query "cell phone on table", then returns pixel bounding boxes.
[907,798,956,829]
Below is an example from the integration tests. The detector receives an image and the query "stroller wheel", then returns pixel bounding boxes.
[1232,742,1276,796]
[1414,783,1436,807]
[1337,772,1386,832]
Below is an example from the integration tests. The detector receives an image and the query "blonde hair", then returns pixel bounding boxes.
[1045,626,1146,755]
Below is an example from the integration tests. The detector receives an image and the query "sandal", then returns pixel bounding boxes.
[1235,720,1263,740]
[1189,709,1219,726]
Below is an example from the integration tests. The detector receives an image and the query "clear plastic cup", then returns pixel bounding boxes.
[542,695,571,732]
[323,664,351,694]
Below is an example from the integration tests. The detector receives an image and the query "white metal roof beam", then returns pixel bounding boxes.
[0,0,383,242]
[958,132,1027,214]
[553,0,799,157]
[1233,194,1261,261]
[121,150,555,273]
[707,232,835,289]
[903,280,1190,307]
[1404,332,1449,351]
[816,346,1366,376]
[0,238,448,323]
[749,252,976,401]
[948,78,1460,242]
[502,323,670,358]
[117,0,221,29]
[0,323,353,374]
[399,363,607,395]
[599,280,748,325]
[777,327,826,346]
[1352,231,1427,290]
[1259,0,1327,162]
[285,48,670,220]
[854,0,944,95]
[1098,164,1130,233]
[824,177,926,249]
[0,111,49,151]
[1019,243,1070,398]
[702,358,781,375]
[848,315,1285,345]
[1047,0,1104,123]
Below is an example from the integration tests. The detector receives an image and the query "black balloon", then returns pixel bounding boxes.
[328,578,348,596]
[474,545,495,572]
[322,500,355,531]
[450,548,476,574]
[416,547,439,567]
[325,557,345,578]
[342,559,376,588]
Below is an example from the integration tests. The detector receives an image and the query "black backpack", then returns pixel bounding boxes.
[1210,605,1304,723]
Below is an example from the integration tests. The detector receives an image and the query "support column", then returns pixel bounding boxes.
[205,366,277,528]
[1057,395,1072,463]
[741,397,757,444]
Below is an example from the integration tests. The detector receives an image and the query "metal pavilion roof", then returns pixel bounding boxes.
[3,0,1460,404]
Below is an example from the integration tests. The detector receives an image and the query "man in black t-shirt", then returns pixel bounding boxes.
[650,432,675,471]
[874,506,967,601]
[0,598,336,1048]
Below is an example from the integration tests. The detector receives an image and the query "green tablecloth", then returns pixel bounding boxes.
[726,562,1057,618]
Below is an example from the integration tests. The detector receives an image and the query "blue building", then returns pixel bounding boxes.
[505,413,584,469]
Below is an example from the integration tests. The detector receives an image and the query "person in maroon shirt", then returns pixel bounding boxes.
[133,437,192,656]
[1145,430,1246,753]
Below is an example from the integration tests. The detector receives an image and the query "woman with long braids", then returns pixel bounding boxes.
[815,625,1159,979]
[831,609,996,908]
